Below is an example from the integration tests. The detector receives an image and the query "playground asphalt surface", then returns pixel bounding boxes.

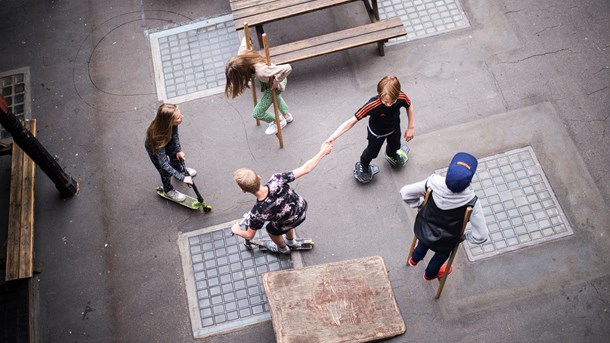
[0,0,609,342]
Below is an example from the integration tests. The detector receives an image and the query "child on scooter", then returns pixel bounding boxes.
[145,103,195,202]
[230,142,333,253]
[325,75,415,183]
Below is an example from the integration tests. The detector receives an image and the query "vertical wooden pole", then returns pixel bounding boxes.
[243,23,260,126]
[435,207,472,299]
[262,33,284,149]
[407,188,432,264]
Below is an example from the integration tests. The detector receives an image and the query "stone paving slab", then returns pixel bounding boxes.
[178,220,304,339]
[263,256,405,343]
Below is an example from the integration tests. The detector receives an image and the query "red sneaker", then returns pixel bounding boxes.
[423,264,453,281]
[408,257,418,267]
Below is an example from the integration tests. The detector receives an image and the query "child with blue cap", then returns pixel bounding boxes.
[400,152,489,280]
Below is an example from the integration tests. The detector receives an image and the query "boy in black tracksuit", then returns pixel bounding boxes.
[325,75,415,182]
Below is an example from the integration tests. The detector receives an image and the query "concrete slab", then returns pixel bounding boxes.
[263,256,405,343]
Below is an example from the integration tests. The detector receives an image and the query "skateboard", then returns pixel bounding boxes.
[156,187,212,212]
[245,237,314,252]
[386,144,410,167]
[353,162,380,183]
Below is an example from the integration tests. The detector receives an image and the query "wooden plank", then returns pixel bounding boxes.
[6,133,24,281]
[19,119,36,279]
[267,18,406,64]
[263,256,406,343]
[232,0,358,28]
[270,18,401,54]
[6,119,36,281]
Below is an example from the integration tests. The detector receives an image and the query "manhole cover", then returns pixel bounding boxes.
[436,147,574,261]
[148,15,239,103]
[178,220,303,339]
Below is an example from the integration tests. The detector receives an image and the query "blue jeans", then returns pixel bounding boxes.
[411,240,451,278]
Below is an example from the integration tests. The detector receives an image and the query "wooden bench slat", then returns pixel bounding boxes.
[267,18,406,64]
[232,0,316,15]
[19,121,36,279]
[6,119,36,281]
[6,136,24,281]
[232,0,358,27]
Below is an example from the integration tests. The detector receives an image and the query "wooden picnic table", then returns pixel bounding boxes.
[230,0,381,47]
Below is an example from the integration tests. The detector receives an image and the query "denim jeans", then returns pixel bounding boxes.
[411,240,452,278]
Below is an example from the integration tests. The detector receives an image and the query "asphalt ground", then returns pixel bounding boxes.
[0,0,608,342]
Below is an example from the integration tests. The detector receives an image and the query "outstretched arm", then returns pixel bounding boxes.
[293,142,333,179]
[325,116,358,144]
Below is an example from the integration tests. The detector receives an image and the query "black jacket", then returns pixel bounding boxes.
[414,191,478,252]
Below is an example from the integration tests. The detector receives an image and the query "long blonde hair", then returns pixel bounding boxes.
[224,50,266,98]
[146,103,178,154]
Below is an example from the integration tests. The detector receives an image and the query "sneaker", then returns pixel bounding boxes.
[264,117,287,135]
[185,167,197,177]
[423,264,453,281]
[166,189,186,202]
[354,162,373,183]
[263,240,291,254]
[408,257,418,267]
[286,238,301,248]
[284,112,294,123]
[385,149,408,167]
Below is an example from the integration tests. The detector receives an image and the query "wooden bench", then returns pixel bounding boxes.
[231,0,361,29]
[5,119,36,281]
[264,17,407,65]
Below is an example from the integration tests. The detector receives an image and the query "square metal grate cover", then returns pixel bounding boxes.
[148,15,240,103]
[178,220,303,339]
[435,147,574,261]
[380,0,471,44]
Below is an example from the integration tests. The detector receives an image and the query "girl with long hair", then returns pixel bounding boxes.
[225,37,294,135]
[145,103,196,201]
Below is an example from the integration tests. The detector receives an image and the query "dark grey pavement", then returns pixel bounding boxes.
[0,0,609,342]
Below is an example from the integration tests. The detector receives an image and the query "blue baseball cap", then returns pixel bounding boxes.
[445,152,478,192]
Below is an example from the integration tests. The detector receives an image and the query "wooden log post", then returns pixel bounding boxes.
[243,23,260,126]
[262,33,284,149]
[0,95,78,197]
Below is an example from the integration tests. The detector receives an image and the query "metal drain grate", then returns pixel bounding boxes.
[436,147,574,261]
[178,221,303,339]
[0,67,31,143]
[148,15,240,103]
[379,0,470,44]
